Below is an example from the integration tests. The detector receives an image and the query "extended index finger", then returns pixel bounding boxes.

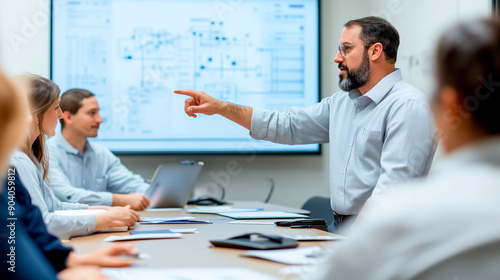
[174,89,200,98]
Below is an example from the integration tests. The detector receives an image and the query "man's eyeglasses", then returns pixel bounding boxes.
[337,43,367,57]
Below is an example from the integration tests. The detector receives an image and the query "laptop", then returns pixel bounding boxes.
[145,161,204,208]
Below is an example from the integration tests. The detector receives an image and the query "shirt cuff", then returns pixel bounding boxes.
[87,214,98,232]
[102,192,113,206]
[56,215,98,240]
[249,107,268,139]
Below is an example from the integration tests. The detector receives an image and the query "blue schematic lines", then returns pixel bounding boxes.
[117,17,306,103]
[52,0,320,153]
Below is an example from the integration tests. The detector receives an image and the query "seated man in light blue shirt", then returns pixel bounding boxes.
[48,89,150,210]
[175,16,438,230]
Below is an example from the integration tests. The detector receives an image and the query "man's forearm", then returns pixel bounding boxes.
[112,194,126,207]
[219,102,253,130]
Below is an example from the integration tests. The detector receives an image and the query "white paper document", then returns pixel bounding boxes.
[243,246,323,265]
[140,216,196,223]
[103,233,182,242]
[142,216,196,221]
[229,220,277,225]
[185,207,262,214]
[129,228,198,235]
[144,208,183,212]
[283,235,345,241]
[219,211,308,220]
[101,267,278,280]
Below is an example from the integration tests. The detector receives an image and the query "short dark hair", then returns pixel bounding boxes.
[435,19,500,135]
[59,88,95,128]
[345,16,400,64]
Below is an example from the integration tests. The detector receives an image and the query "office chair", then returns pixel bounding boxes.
[301,196,334,226]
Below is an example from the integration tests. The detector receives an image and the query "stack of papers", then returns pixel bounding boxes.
[219,211,308,220]
[185,207,262,214]
[283,235,345,241]
[243,246,323,265]
[103,233,182,242]
[130,228,198,235]
[228,220,277,225]
[139,216,212,224]
[143,208,183,212]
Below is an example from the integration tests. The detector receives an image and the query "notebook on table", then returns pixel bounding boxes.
[219,211,308,220]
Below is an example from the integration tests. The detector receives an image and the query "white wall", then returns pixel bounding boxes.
[0,0,491,208]
[369,0,491,96]
[0,0,50,75]
[368,0,491,161]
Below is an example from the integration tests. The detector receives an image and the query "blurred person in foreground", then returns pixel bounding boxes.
[0,70,139,279]
[9,75,140,240]
[307,18,500,280]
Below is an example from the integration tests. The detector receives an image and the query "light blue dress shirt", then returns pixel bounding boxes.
[251,69,438,215]
[10,151,96,239]
[48,133,150,206]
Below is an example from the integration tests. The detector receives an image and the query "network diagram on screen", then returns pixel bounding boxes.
[51,0,320,153]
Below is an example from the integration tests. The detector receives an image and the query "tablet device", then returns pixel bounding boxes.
[145,161,203,208]
[210,233,298,250]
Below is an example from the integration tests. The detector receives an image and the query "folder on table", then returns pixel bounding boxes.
[218,211,308,220]
[139,216,212,224]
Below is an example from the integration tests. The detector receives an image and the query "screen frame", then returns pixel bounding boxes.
[50,0,322,156]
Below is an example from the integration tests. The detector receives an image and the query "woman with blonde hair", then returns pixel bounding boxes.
[9,74,140,239]
[1,70,145,279]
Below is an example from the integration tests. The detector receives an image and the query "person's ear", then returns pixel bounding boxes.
[63,111,73,125]
[439,86,460,114]
[369,42,384,61]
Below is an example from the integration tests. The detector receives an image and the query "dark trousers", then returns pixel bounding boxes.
[328,211,356,233]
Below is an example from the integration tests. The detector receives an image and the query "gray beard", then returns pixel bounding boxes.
[338,51,371,92]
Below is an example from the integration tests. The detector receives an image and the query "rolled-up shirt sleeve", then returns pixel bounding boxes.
[250,97,331,145]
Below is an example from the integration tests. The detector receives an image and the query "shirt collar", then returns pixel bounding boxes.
[348,69,403,106]
[53,133,93,156]
[364,69,402,105]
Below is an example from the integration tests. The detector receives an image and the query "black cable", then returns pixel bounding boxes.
[264,178,275,203]
[218,183,226,200]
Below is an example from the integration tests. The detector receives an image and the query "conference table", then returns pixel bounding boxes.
[66,201,341,279]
